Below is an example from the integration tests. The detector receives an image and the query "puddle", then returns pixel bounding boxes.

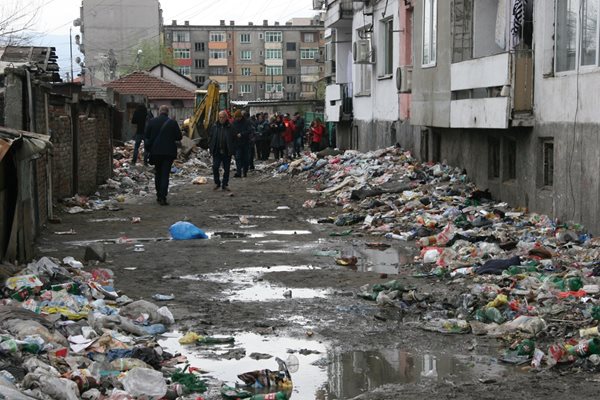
[239,249,294,254]
[188,265,329,301]
[66,237,171,246]
[210,215,278,220]
[324,349,507,398]
[159,332,327,399]
[340,246,415,274]
[159,332,509,399]
[268,230,312,235]
[88,217,130,223]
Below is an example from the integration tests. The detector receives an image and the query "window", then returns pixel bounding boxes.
[229,84,233,90]
[177,66,191,76]
[265,31,282,42]
[543,140,554,186]
[357,64,372,94]
[240,50,252,60]
[173,49,190,59]
[422,0,437,66]
[259,33,264,40]
[286,76,297,84]
[266,66,282,75]
[286,42,297,51]
[194,42,205,52]
[301,65,319,74]
[240,33,251,43]
[556,0,599,72]
[300,48,318,59]
[241,67,251,76]
[301,83,313,92]
[174,31,190,42]
[209,50,226,59]
[380,18,394,76]
[209,31,226,42]
[240,84,252,94]
[452,0,473,63]
[286,59,297,68]
[259,84,264,89]
[228,67,233,73]
[194,59,205,68]
[303,32,315,42]
[266,49,282,59]
[503,138,517,181]
[488,137,500,179]
[210,67,227,75]
[266,83,283,92]
[287,92,297,100]
[194,75,206,84]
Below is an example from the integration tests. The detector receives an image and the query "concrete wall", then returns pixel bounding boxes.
[411,0,452,127]
[81,0,161,82]
[351,0,400,152]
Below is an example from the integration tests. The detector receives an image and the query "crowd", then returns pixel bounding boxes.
[131,104,330,197]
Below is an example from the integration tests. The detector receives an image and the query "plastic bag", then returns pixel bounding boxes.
[120,367,167,399]
[169,221,208,240]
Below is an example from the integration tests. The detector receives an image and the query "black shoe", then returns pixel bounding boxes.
[233,174,241,178]
[243,172,247,177]
[159,198,169,206]
[213,184,221,191]
[222,186,231,191]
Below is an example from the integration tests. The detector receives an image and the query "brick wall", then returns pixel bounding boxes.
[91,103,113,184]
[77,116,98,195]
[49,114,73,198]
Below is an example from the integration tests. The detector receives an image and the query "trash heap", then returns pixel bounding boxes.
[0,256,208,399]
[61,141,212,215]
[277,146,600,371]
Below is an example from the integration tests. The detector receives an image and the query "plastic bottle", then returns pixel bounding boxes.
[580,327,600,338]
[418,236,437,247]
[567,338,600,357]
[484,307,505,324]
[249,392,288,400]
[385,233,407,241]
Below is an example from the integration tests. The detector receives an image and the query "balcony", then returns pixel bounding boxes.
[450,50,534,129]
[325,82,352,122]
[324,0,353,29]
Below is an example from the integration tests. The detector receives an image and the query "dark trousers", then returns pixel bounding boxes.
[310,142,321,153]
[249,143,256,169]
[212,151,232,188]
[293,136,303,157]
[154,156,174,200]
[259,139,270,160]
[132,134,148,164]
[235,145,250,176]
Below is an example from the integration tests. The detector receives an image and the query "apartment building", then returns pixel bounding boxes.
[163,16,325,102]
[78,0,163,84]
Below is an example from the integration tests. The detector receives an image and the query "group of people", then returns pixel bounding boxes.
[131,104,328,200]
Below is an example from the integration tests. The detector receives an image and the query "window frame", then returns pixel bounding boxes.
[209,31,226,42]
[555,0,600,73]
[300,48,319,60]
[265,49,283,59]
[240,33,251,44]
[266,82,283,92]
[174,31,190,42]
[194,42,205,52]
[177,66,191,76]
[240,50,252,60]
[422,0,438,67]
[209,50,226,59]
[303,32,315,43]
[173,48,191,59]
[266,66,283,75]
[380,17,394,77]
[239,83,252,94]
[241,67,251,76]
[265,31,283,42]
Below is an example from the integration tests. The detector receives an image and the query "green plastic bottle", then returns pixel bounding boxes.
[567,338,600,357]
[249,392,288,400]
[567,277,583,291]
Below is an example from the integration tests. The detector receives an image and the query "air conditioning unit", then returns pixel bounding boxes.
[313,0,325,10]
[353,39,374,64]
[363,0,374,15]
[396,65,412,93]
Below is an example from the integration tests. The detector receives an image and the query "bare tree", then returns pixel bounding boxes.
[0,1,42,46]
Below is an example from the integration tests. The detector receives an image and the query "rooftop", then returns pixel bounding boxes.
[104,71,195,100]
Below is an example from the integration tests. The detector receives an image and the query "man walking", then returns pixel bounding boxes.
[209,111,235,191]
[131,103,150,165]
[232,110,252,178]
[145,105,181,205]
[293,112,305,158]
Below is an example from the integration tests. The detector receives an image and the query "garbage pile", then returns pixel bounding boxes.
[276,146,600,371]
[0,256,208,399]
[61,141,213,214]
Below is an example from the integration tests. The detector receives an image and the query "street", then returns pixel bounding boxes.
[30,159,596,400]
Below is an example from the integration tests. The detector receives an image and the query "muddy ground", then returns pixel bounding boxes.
[36,163,599,399]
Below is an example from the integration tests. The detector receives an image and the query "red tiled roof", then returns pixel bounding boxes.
[104,71,195,100]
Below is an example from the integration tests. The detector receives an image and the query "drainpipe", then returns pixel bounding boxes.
[44,92,54,220]
[25,69,34,131]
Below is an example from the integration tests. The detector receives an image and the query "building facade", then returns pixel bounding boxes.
[163,16,325,102]
[79,0,163,84]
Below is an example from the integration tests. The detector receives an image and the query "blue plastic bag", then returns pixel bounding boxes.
[169,221,209,240]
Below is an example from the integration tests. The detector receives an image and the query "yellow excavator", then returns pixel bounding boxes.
[183,80,226,148]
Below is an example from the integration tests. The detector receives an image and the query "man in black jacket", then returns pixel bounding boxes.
[145,105,182,205]
[231,110,253,178]
[208,110,235,191]
[131,103,151,165]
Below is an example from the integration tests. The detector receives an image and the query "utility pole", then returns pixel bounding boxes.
[69,26,74,82]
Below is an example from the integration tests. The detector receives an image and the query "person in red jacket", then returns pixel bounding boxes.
[282,114,296,159]
[309,118,325,153]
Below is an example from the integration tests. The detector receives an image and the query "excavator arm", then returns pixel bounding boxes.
[186,81,221,148]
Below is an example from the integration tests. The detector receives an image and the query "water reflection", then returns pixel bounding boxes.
[323,349,505,399]
[340,246,414,274]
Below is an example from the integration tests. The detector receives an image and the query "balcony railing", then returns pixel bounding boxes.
[324,0,353,29]
[449,50,533,129]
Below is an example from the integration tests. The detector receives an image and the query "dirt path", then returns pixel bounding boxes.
[36,163,597,400]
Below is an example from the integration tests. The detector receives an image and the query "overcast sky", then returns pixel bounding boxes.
[2,0,317,78]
